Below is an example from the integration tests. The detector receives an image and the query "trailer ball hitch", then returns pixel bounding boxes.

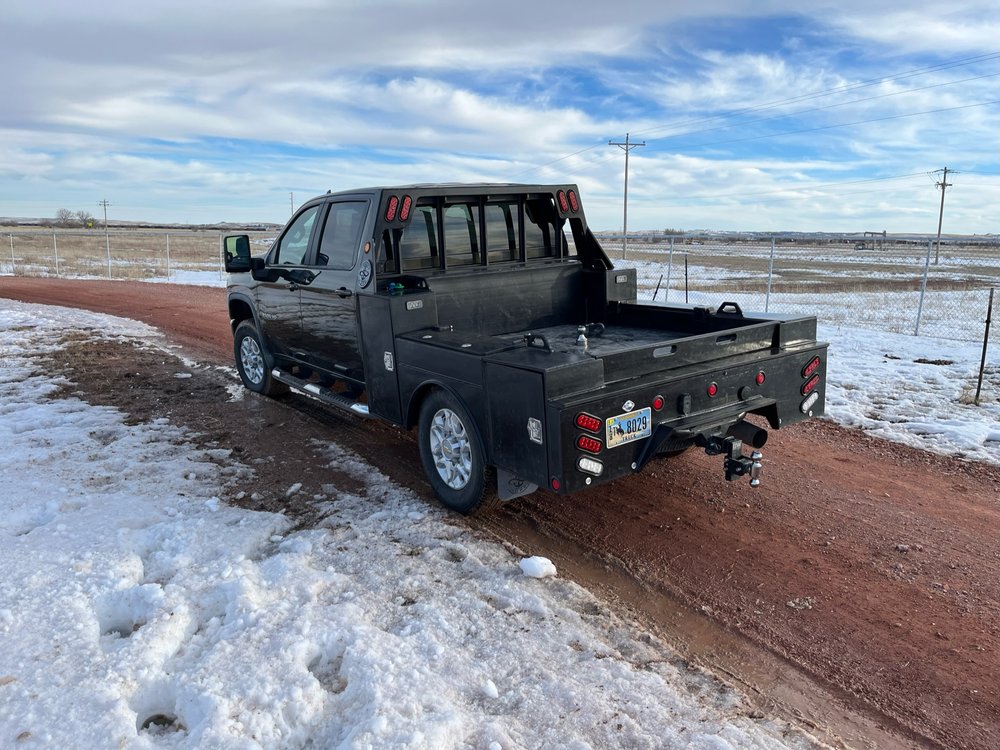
[699,435,763,487]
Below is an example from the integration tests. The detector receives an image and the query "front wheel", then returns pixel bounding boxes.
[417,390,498,515]
[233,320,288,397]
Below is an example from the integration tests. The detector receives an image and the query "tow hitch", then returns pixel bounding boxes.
[699,436,763,487]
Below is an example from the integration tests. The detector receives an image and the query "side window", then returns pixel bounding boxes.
[315,201,368,270]
[443,203,480,267]
[525,197,557,259]
[485,202,518,263]
[274,206,319,265]
[400,204,439,271]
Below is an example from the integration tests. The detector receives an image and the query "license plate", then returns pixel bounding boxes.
[606,407,651,448]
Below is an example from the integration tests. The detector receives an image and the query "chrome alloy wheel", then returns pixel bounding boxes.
[239,336,265,385]
[429,407,473,490]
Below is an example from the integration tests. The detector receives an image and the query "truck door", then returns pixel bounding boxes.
[255,203,322,359]
[297,199,370,382]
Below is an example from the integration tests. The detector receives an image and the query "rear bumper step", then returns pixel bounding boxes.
[271,369,371,418]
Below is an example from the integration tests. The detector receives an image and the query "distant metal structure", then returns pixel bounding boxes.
[98,199,111,279]
[609,133,645,259]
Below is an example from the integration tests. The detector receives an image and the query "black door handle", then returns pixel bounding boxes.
[336,287,353,298]
[287,282,300,291]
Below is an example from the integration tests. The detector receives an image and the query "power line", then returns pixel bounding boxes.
[646,99,1000,152]
[638,71,1000,145]
[632,51,1000,140]
[512,52,1000,179]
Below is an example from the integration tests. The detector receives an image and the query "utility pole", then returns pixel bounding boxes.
[98,199,112,279]
[933,167,952,265]
[609,133,645,259]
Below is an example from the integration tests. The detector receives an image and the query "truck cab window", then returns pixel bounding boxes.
[525,197,556,259]
[316,201,368,269]
[400,204,440,271]
[444,203,480,267]
[274,205,319,265]
[485,202,518,263]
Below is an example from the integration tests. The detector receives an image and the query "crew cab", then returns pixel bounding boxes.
[223,184,828,514]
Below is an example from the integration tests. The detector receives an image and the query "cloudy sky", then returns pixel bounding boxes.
[1,0,998,232]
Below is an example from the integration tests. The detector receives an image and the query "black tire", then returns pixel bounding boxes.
[233,320,288,397]
[417,389,498,515]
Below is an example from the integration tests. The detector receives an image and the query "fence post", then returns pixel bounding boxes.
[914,239,933,335]
[975,288,994,406]
[105,228,112,280]
[9,234,14,275]
[664,236,674,302]
[53,232,60,277]
[684,254,689,304]
[165,233,171,280]
[765,237,776,312]
[219,233,225,281]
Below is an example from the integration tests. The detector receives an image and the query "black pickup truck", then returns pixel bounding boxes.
[223,183,827,514]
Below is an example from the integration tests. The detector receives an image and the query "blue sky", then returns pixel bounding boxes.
[1,0,997,233]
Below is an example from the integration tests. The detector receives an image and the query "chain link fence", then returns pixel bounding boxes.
[2,228,997,345]
[605,234,1000,345]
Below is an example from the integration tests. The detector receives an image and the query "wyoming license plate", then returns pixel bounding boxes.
[606,407,651,448]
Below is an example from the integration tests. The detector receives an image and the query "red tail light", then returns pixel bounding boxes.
[551,477,561,491]
[557,190,569,212]
[568,189,579,212]
[575,413,601,433]
[577,435,602,454]
[802,356,821,379]
[707,382,719,397]
[385,195,399,222]
[399,195,412,221]
[652,395,664,411]
[801,374,821,396]
[755,371,766,386]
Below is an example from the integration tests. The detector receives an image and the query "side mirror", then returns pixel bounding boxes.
[223,235,251,272]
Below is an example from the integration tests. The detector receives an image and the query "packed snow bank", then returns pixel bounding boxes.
[820,323,1000,465]
[0,298,820,749]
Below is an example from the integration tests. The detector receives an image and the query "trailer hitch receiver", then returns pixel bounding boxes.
[699,435,763,487]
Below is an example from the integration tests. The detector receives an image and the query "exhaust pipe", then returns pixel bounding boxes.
[727,420,768,449]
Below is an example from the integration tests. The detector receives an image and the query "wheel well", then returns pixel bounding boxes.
[405,383,441,430]
[229,298,254,332]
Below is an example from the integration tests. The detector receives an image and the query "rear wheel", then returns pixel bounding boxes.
[417,390,498,515]
[233,320,288,397]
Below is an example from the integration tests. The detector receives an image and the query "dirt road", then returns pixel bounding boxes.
[3,277,998,750]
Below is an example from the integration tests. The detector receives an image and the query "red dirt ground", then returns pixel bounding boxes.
[2,277,997,750]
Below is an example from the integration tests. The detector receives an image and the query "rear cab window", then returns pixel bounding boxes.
[382,192,568,274]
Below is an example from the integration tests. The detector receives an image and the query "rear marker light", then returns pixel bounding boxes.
[575,412,601,433]
[707,382,719,397]
[557,190,569,212]
[550,478,561,491]
[399,195,412,221]
[801,392,819,414]
[577,456,603,476]
[652,395,664,411]
[755,371,766,386]
[801,373,821,396]
[577,435,602,454]
[568,189,580,212]
[385,195,399,222]
[802,356,821,379]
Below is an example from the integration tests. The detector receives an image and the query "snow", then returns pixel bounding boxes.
[519,556,558,579]
[0,299,822,749]
[821,324,1000,465]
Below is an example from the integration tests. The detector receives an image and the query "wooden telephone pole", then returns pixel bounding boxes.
[933,167,952,265]
[609,133,645,259]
